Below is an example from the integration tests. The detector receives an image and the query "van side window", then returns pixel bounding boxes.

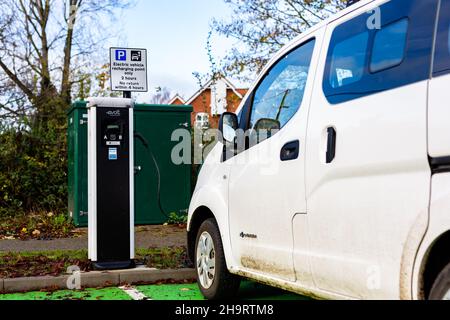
[370,19,408,73]
[248,39,315,133]
[323,0,438,104]
[329,32,369,88]
[433,0,450,77]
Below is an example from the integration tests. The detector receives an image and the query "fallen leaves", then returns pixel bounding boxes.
[0,212,75,240]
[0,247,192,279]
[0,253,91,279]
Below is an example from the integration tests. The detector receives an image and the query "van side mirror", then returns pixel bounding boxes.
[219,112,239,144]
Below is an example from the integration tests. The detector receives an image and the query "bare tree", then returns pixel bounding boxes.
[149,87,172,105]
[212,0,347,81]
[0,0,134,124]
[0,0,134,215]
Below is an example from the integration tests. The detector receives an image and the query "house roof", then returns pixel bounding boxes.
[168,94,186,105]
[186,77,245,105]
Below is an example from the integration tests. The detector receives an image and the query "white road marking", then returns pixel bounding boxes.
[119,285,150,300]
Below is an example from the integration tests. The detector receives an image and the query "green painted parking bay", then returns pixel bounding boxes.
[0,287,132,301]
[0,282,310,301]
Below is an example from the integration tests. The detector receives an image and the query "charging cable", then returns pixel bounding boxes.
[134,131,169,218]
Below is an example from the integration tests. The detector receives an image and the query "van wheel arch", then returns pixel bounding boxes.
[188,206,216,264]
[421,231,450,299]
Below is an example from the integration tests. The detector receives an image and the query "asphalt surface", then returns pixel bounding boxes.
[0,225,186,252]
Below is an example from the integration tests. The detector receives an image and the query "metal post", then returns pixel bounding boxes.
[123,91,132,99]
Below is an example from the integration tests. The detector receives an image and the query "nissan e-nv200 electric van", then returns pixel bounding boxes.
[187,0,450,300]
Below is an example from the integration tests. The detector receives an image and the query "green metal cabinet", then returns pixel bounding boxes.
[67,101,89,227]
[134,105,192,224]
[67,102,193,227]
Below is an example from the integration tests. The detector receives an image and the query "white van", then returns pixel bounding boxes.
[187,0,450,300]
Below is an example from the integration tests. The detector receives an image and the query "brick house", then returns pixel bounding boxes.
[168,94,186,106]
[170,77,248,129]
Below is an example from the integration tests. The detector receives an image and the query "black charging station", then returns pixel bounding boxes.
[87,98,135,270]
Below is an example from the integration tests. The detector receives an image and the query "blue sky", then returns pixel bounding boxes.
[117,0,241,102]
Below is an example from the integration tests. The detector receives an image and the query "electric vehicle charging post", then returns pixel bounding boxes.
[87,98,135,270]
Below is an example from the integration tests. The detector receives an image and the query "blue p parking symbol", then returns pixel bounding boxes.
[115,50,127,61]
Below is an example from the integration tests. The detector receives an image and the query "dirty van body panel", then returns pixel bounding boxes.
[305,0,436,299]
[188,144,236,269]
[227,30,323,283]
[429,73,450,166]
[416,0,450,299]
[413,173,450,300]
[429,0,450,163]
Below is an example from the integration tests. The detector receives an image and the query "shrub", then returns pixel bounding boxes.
[167,212,188,225]
[0,119,67,217]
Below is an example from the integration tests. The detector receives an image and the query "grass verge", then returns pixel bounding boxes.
[0,212,76,240]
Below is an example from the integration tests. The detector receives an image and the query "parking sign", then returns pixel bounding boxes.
[110,48,148,92]
[115,50,127,61]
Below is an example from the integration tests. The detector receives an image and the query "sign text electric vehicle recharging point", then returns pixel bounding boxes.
[110,47,148,94]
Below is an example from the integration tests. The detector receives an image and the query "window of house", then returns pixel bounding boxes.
[370,19,409,73]
[248,39,315,133]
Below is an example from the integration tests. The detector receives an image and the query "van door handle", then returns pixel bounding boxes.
[280,140,300,161]
[326,127,337,164]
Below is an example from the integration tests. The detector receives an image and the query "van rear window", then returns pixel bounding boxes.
[433,0,450,76]
[370,19,408,73]
[323,0,438,104]
[448,23,450,55]
[329,32,368,88]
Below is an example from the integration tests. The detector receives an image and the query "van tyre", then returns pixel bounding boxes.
[195,218,241,300]
[429,263,450,300]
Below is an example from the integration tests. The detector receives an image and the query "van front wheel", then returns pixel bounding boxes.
[195,218,241,300]
[429,263,450,300]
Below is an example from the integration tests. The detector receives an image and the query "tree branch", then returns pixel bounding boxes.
[0,58,35,102]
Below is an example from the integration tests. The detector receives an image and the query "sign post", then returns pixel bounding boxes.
[110,48,148,98]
